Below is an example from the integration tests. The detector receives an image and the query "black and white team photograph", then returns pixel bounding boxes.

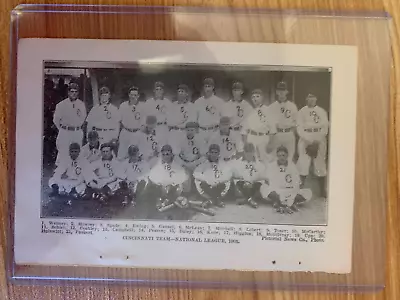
[41,62,331,225]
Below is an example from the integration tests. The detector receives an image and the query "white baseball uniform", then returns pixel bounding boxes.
[130,129,164,163]
[172,131,208,170]
[86,157,124,192]
[193,160,233,186]
[120,159,151,193]
[208,130,244,161]
[53,98,87,164]
[80,142,101,163]
[232,158,267,183]
[48,156,88,195]
[145,97,172,136]
[260,160,312,207]
[296,105,329,177]
[241,105,277,162]
[166,101,197,128]
[148,159,189,186]
[268,100,298,161]
[222,99,253,130]
[86,103,121,144]
[194,94,224,140]
[118,101,146,160]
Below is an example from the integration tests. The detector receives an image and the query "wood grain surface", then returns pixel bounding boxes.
[0,0,399,299]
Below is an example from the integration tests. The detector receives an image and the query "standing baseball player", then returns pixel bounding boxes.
[232,143,267,208]
[260,146,312,213]
[85,143,125,203]
[145,81,172,136]
[119,145,151,206]
[86,86,121,145]
[53,82,87,165]
[268,81,298,161]
[222,82,253,131]
[166,84,197,141]
[148,144,190,211]
[296,93,329,198]
[118,86,146,160]
[193,144,233,208]
[194,78,224,142]
[48,143,89,205]
[241,89,277,163]
[80,130,101,163]
[208,116,244,161]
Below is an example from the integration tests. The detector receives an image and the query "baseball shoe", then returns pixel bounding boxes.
[291,204,299,212]
[247,197,258,209]
[49,184,59,198]
[69,188,79,200]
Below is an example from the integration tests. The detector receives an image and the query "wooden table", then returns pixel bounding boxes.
[1,0,399,299]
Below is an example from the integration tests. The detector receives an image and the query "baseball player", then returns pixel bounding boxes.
[194,78,224,141]
[173,121,207,171]
[232,143,267,208]
[241,89,277,162]
[166,84,197,141]
[260,146,312,213]
[119,145,151,206]
[85,143,125,203]
[145,81,172,136]
[208,116,244,161]
[48,143,88,205]
[131,115,164,164]
[53,82,87,165]
[148,144,190,210]
[193,144,233,208]
[296,93,329,198]
[86,86,121,144]
[118,86,146,160]
[268,81,298,161]
[222,82,253,131]
[80,130,101,163]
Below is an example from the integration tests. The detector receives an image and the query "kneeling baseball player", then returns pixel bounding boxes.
[260,146,312,214]
[119,145,151,206]
[232,143,267,208]
[193,144,233,208]
[148,144,190,211]
[48,143,89,205]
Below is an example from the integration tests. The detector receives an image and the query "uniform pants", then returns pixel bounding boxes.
[235,181,261,198]
[297,138,327,177]
[270,131,295,162]
[128,179,148,196]
[246,134,271,163]
[94,178,121,193]
[48,177,86,195]
[260,185,312,207]
[156,183,184,200]
[195,180,231,199]
[55,128,83,165]
[117,128,140,160]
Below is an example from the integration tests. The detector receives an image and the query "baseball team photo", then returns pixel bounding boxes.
[41,61,331,226]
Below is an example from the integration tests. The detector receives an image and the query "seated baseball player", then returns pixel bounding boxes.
[260,146,312,214]
[119,145,151,206]
[48,143,89,205]
[148,144,190,211]
[80,130,101,163]
[232,143,267,209]
[208,116,244,162]
[193,144,233,208]
[85,143,125,203]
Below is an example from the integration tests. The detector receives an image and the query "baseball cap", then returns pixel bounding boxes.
[203,78,215,87]
[87,130,99,140]
[68,83,79,91]
[154,81,164,89]
[307,93,317,99]
[146,115,157,125]
[128,145,139,156]
[129,86,139,93]
[209,144,220,152]
[100,143,113,150]
[276,81,288,91]
[277,145,288,154]
[178,84,189,92]
[99,86,111,95]
[251,89,263,95]
[186,121,199,128]
[220,116,231,125]
[69,142,80,150]
[232,82,244,90]
[243,143,255,153]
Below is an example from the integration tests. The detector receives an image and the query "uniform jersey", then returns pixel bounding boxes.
[222,100,253,128]
[268,100,298,130]
[80,143,101,163]
[173,131,208,162]
[267,160,300,191]
[87,158,123,182]
[193,160,233,185]
[232,158,267,182]
[53,98,87,129]
[120,159,151,183]
[119,101,146,130]
[297,105,329,142]
[148,159,188,186]
[131,129,164,158]
[51,156,88,182]
[242,105,277,135]
[194,95,224,127]
[166,101,197,127]
[86,103,121,131]
[208,130,244,160]
[145,98,172,124]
